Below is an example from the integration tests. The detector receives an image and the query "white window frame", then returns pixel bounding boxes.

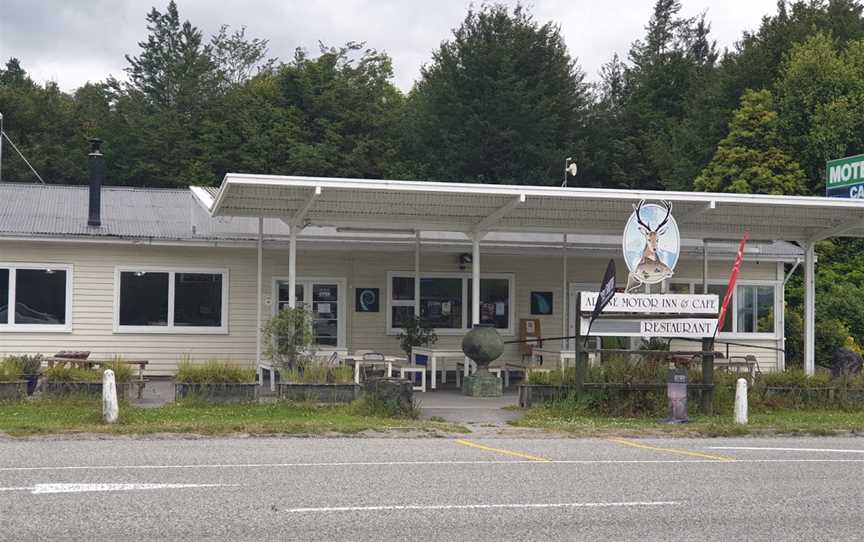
[386,271,515,336]
[667,278,780,340]
[0,262,73,333]
[271,276,347,349]
[113,266,229,334]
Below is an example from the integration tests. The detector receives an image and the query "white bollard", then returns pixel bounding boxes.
[103,369,119,424]
[734,377,748,425]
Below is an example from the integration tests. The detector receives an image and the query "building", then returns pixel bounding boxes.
[1,156,863,376]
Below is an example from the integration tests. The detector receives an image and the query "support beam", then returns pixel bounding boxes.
[256,217,263,366]
[472,234,481,327]
[291,186,322,229]
[702,240,709,294]
[562,234,568,351]
[809,217,864,243]
[473,194,525,234]
[414,232,421,317]
[783,258,802,285]
[803,242,816,375]
[289,226,297,309]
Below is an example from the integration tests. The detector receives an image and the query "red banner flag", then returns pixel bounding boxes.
[716,231,749,336]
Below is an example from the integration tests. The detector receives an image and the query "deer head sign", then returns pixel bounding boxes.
[623,200,680,292]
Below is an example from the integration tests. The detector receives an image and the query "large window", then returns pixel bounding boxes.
[0,264,72,332]
[669,280,776,336]
[115,267,228,333]
[388,273,514,334]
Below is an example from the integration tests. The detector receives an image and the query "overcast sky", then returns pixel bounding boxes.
[1,0,780,93]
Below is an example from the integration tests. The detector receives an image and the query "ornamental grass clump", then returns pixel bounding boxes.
[43,359,133,383]
[281,364,353,384]
[175,360,256,384]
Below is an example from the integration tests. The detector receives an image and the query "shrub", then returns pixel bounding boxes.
[281,365,353,384]
[43,361,133,383]
[3,354,43,376]
[397,314,438,358]
[175,360,256,383]
[261,307,316,370]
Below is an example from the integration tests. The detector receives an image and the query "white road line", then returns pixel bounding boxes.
[1,458,864,473]
[709,446,864,454]
[284,501,680,513]
[0,483,237,494]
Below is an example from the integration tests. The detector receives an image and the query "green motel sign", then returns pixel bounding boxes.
[827,154,864,198]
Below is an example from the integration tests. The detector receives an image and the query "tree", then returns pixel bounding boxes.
[694,89,807,194]
[775,33,864,194]
[403,4,589,185]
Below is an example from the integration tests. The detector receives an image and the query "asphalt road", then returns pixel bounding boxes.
[1,435,863,541]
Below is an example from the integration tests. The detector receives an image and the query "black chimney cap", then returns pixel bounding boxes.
[88,138,103,154]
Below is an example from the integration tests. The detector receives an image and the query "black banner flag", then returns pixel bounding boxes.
[584,259,616,344]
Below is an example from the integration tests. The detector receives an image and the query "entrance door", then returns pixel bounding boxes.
[275,278,345,348]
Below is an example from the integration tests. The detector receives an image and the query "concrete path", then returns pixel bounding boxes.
[1,435,864,540]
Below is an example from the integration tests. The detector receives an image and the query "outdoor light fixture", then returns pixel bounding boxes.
[458,253,473,270]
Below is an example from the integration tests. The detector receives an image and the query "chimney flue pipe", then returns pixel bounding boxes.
[87,138,103,227]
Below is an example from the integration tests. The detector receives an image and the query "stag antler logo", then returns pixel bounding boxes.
[623,200,679,292]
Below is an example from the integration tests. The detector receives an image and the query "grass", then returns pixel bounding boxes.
[511,405,864,437]
[42,360,133,383]
[280,365,354,384]
[0,399,468,436]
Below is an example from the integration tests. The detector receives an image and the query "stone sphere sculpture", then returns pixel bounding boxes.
[461,325,504,375]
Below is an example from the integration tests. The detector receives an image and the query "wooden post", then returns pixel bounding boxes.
[574,292,585,395]
[701,337,714,415]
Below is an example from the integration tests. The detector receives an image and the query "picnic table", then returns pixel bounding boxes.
[410,348,470,390]
[343,354,406,385]
[46,356,148,399]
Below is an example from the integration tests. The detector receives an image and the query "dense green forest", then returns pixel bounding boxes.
[3,0,864,366]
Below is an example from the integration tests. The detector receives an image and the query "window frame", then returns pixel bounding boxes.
[386,271,515,336]
[113,266,229,334]
[0,262,73,333]
[667,278,779,339]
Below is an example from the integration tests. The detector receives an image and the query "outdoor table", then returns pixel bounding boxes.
[410,348,470,390]
[45,357,149,399]
[343,355,406,384]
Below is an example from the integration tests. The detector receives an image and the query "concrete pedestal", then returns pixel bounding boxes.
[462,373,503,397]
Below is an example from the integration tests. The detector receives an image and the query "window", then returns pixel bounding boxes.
[388,273,514,334]
[661,279,777,335]
[737,285,774,333]
[467,278,510,329]
[0,264,72,332]
[274,278,346,348]
[115,267,228,333]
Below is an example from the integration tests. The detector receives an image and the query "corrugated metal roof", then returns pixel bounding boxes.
[0,184,202,240]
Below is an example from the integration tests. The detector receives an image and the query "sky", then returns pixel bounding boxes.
[0,0,780,93]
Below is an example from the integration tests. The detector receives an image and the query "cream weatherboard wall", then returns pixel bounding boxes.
[0,239,786,374]
[0,240,259,375]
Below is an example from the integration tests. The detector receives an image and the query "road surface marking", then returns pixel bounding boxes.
[2,458,863,473]
[0,483,236,494]
[454,439,550,462]
[608,438,735,462]
[284,501,680,513]
[709,446,864,454]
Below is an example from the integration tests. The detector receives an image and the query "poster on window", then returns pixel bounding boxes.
[530,292,553,315]
[355,288,379,312]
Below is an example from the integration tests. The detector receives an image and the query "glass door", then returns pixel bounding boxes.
[276,280,342,348]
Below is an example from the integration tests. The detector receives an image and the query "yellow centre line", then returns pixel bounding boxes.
[454,439,551,462]
[607,438,736,462]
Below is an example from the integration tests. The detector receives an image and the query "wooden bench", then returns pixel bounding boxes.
[46,356,149,399]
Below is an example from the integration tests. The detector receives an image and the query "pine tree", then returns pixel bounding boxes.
[694,89,806,194]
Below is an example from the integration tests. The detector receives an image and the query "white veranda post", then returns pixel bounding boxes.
[289,226,297,308]
[562,234,568,350]
[414,232,421,317]
[472,234,480,327]
[804,241,816,376]
[256,217,263,367]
